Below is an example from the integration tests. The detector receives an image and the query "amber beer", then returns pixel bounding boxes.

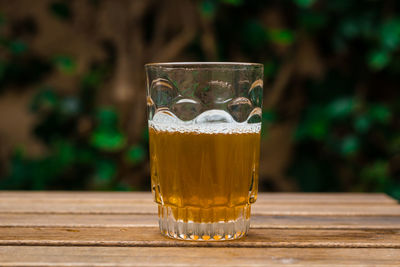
[149,124,260,224]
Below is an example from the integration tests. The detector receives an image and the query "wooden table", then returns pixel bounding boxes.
[0,192,399,266]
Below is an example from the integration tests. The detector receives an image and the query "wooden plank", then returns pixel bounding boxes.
[1,192,398,216]
[0,246,399,266]
[1,214,400,230]
[251,204,400,216]
[0,191,396,205]
[251,215,400,229]
[0,226,399,248]
[0,201,156,214]
[256,193,397,205]
[0,214,155,227]
[0,191,153,200]
[1,201,400,216]
[0,214,158,227]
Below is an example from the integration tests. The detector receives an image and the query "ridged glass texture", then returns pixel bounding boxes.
[145,62,263,241]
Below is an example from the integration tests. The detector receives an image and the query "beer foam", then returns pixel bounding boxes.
[149,109,261,134]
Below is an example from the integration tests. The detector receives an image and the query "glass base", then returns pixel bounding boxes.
[158,205,250,241]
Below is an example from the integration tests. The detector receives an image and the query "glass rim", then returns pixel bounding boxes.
[145,62,263,69]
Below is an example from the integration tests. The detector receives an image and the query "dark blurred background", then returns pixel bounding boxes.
[0,0,399,199]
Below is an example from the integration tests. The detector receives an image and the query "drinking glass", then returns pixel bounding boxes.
[145,62,263,241]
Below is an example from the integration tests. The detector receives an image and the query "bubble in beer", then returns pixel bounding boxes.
[171,98,202,121]
[152,108,179,124]
[248,79,263,107]
[227,97,253,122]
[150,78,178,108]
[150,109,261,134]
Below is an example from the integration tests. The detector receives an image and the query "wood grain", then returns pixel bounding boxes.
[0,192,398,266]
[1,202,399,216]
[1,193,399,216]
[0,246,399,266]
[0,191,396,205]
[1,214,400,229]
[1,226,399,248]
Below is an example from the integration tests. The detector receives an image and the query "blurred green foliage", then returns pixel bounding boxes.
[0,0,399,199]
[1,58,146,190]
[0,12,146,190]
[206,0,399,199]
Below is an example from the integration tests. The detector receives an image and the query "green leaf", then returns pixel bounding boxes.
[92,160,116,189]
[295,105,331,141]
[91,108,126,151]
[54,140,75,166]
[368,104,391,124]
[340,135,359,156]
[126,146,146,165]
[368,50,390,70]
[200,0,216,19]
[326,97,354,119]
[82,69,102,89]
[294,0,316,8]
[295,117,329,141]
[31,88,59,112]
[380,18,400,50]
[97,108,118,126]
[361,161,389,191]
[262,110,277,123]
[354,115,371,133]
[96,161,116,181]
[308,119,329,140]
[90,130,125,151]
[53,55,76,74]
[266,29,295,45]
[9,41,27,55]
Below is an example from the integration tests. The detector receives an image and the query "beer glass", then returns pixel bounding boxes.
[145,62,263,241]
